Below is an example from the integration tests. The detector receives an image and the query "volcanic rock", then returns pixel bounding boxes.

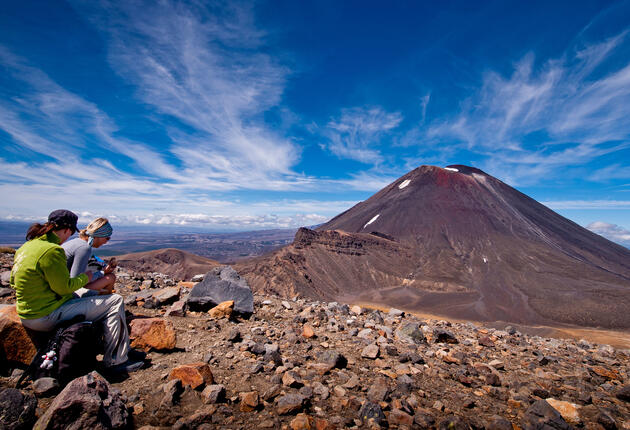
[129,318,177,351]
[208,301,234,319]
[521,399,571,430]
[187,266,254,316]
[153,286,180,306]
[395,322,426,345]
[545,398,581,425]
[276,393,306,415]
[617,385,630,402]
[169,363,214,389]
[389,408,414,427]
[358,401,386,426]
[361,344,379,359]
[0,305,37,365]
[434,329,458,344]
[34,371,129,429]
[239,391,259,412]
[302,324,315,338]
[201,384,225,404]
[0,388,37,430]
[165,300,186,317]
[290,413,312,430]
[0,269,10,282]
[32,378,60,397]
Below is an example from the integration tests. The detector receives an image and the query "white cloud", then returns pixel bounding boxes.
[542,200,630,209]
[323,107,403,164]
[587,221,630,247]
[420,30,630,184]
[75,0,305,189]
[1,2,394,226]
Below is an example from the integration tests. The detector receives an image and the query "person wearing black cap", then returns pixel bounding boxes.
[10,209,143,374]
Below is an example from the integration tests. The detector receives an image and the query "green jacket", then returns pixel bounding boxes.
[10,232,89,319]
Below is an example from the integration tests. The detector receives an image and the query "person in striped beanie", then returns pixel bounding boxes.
[62,217,117,296]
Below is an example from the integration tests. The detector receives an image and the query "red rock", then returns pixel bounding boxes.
[388,409,414,427]
[178,281,196,289]
[0,305,37,365]
[169,362,214,389]
[208,301,234,319]
[478,336,495,347]
[129,318,177,351]
[239,391,259,412]
[302,324,315,338]
[290,413,313,430]
[589,366,620,380]
[165,300,186,317]
[313,418,334,430]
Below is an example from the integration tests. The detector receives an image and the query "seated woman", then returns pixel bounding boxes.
[10,210,142,373]
[62,217,116,297]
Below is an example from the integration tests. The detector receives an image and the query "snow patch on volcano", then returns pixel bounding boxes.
[363,214,380,229]
[473,173,486,183]
[398,179,411,189]
[445,167,459,172]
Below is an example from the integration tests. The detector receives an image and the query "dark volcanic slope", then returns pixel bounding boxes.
[115,248,219,281]
[237,165,630,329]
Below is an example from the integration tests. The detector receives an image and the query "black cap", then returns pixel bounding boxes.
[48,209,79,233]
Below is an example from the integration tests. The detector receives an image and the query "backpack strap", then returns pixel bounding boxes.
[14,343,47,388]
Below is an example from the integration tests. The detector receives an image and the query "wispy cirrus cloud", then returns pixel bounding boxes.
[1,1,378,228]
[0,44,180,180]
[74,0,305,190]
[421,30,630,184]
[587,221,630,247]
[322,106,403,164]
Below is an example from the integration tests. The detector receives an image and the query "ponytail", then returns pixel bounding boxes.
[26,222,56,241]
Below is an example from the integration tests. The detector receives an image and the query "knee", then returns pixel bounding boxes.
[105,273,116,283]
[109,293,124,308]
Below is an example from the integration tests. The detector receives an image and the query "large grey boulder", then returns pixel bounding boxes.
[186,266,254,316]
[33,371,129,430]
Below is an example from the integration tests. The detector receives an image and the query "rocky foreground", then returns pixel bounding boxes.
[1,252,630,429]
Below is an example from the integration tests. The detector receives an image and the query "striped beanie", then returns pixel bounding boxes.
[87,221,113,247]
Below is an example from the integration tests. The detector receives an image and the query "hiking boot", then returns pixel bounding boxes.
[105,359,144,374]
[128,348,147,361]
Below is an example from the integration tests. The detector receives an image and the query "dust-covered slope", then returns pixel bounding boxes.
[115,248,219,281]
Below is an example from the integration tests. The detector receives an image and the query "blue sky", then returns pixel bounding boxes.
[1,1,629,245]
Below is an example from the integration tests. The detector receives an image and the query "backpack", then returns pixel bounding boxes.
[16,317,99,387]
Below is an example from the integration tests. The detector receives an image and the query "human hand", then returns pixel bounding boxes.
[99,285,114,295]
[104,258,117,274]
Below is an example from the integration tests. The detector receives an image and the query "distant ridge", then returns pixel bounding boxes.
[236,165,630,329]
[115,248,219,281]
